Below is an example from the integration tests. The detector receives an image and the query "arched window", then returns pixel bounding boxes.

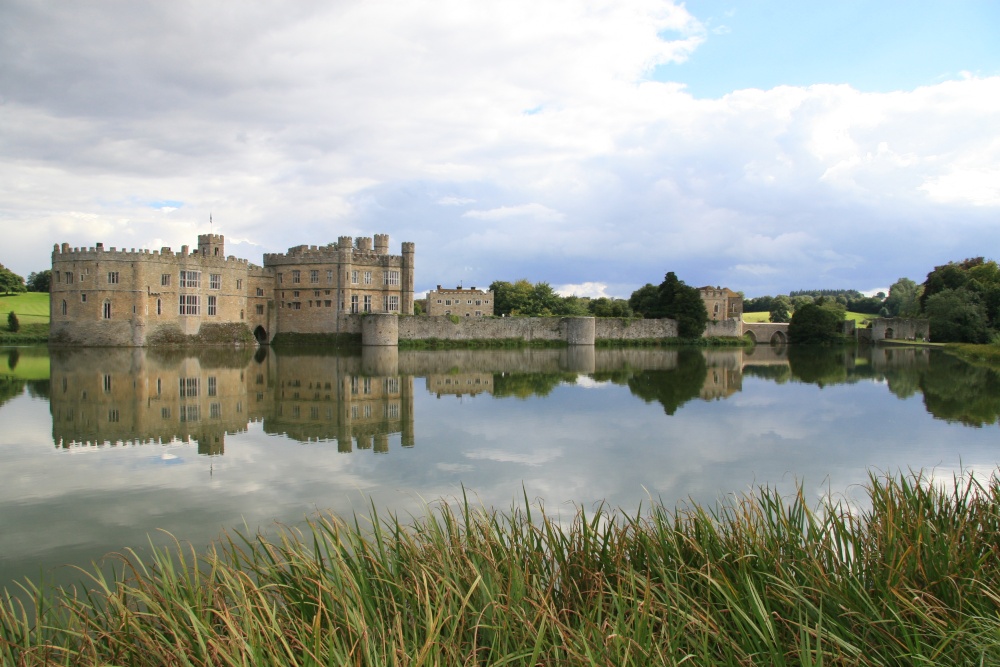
[102,300,112,319]
[61,300,67,316]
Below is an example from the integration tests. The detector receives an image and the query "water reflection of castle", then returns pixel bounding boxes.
[48,345,941,454]
[50,348,416,455]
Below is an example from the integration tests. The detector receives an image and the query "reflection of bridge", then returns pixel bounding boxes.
[742,322,789,345]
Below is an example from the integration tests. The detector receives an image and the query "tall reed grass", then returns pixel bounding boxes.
[3,471,999,666]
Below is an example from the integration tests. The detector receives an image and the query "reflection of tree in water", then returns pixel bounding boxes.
[0,376,25,409]
[742,364,792,384]
[787,346,850,387]
[588,370,632,386]
[492,372,578,399]
[919,354,1000,427]
[626,349,707,416]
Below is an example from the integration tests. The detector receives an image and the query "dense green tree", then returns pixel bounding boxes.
[26,270,51,292]
[7,311,19,333]
[628,273,707,338]
[884,278,921,318]
[628,283,664,318]
[588,297,633,318]
[488,279,584,317]
[787,303,844,344]
[0,264,25,295]
[769,295,791,323]
[923,288,989,343]
[743,295,773,313]
[658,272,709,338]
[919,258,979,311]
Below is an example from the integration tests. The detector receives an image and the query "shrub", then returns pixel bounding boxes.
[6,311,18,333]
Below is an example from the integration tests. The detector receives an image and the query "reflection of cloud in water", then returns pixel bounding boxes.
[464,448,564,466]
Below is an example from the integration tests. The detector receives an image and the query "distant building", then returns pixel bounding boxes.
[699,286,743,321]
[425,285,494,317]
[50,233,414,346]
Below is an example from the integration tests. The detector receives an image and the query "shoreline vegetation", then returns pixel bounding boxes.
[3,471,1000,666]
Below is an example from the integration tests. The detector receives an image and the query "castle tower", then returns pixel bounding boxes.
[374,234,389,255]
[198,234,225,258]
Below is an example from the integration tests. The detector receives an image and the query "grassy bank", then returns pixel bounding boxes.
[947,341,1000,367]
[3,470,999,666]
[0,293,49,344]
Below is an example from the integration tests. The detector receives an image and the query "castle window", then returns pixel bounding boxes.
[256,287,264,296]
[476,300,481,306]
[64,272,73,284]
[363,271,372,285]
[351,270,358,284]
[107,272,119,284]
[103,375,111,392]
[179,294,200,315]
[383,270,400,286]
[310,270,319,283]
[324,300,332,307]
[179,271,201,288]
[240,309,244,319]
[208,295,217,316]
[363,295,372,313]
[237,279,243,290]
[61,300,67,315]
[292,270,301,283]
[102,300,112,319]
[256,304,264,315]
[207,377,217,397]
[157,299,161,315]
[293,291,299,298]
[327,270,333,284]
[292,302,301,310]
[179,377,199,397]
[161,274,170,286]
[108,409,119,423]
[210,274,221,290]
[350,295,359,313]
[314,290,320,297]
[278,273,283,284]
[436,299,442,304]
[384,295,399,311]
[161,407,170,419]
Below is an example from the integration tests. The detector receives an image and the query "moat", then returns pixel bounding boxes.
[1,344,998,590]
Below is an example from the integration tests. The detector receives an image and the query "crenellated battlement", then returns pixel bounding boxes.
[263,233,403,266]
[52,241,257,268]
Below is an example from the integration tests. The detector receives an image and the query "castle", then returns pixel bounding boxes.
[50,233,415,346]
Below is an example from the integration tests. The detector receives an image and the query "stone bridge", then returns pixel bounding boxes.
[742,322,789,345]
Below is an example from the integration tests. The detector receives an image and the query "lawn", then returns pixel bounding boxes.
[0,292,50,324]
[0,292,50,343]
[743,310,881,326]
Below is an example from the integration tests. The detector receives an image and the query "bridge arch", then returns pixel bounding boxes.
[253,325,269,345]
[744,330,758,344]
[770,330,787,345]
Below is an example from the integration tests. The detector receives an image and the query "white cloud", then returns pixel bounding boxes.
[462,203,565,222]
[556,282,611,298]
[0,1,998,295]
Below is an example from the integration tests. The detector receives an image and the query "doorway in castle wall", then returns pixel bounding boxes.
[253,326,269,345]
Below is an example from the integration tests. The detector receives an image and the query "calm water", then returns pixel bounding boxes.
[1,344,998,590]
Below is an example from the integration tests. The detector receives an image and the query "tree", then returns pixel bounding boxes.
[26,270,51,292]
[787,303,843,344]
[923,288,988,343]
[0,264,25,295]
[769,295,791,323]
[883,278,921,318]
[7,311,19,333]
[658,272,708,338]
[628,284,664,318]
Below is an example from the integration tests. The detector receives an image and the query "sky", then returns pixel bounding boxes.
[1,1,998,299]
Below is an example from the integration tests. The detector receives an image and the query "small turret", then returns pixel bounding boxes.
[374,234,389,255]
